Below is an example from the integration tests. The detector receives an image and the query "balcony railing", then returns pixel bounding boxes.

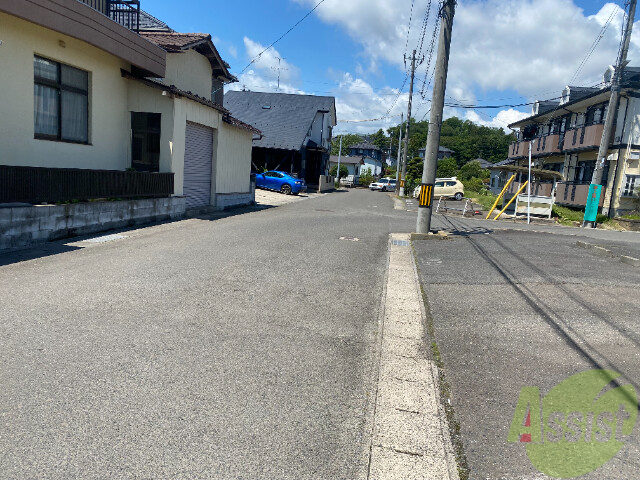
[531,134,563,156]
[555,182,605,208]
[0,165,174,204]
[508,140,530,159]
[77,0,141,32]
[562,123,611,152]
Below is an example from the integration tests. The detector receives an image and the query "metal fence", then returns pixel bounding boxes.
[77,0,140,32]
[0,165,174,204]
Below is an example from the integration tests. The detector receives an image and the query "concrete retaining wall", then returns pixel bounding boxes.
[215,192,254,210]
[318,175,335,193]
[0,196,185,251]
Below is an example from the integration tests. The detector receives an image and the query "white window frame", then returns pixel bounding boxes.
[621,174,639,197]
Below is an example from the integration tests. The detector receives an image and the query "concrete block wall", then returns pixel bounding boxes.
[318,175,336,193]
[215,192,254,210]
[0,197,186,251]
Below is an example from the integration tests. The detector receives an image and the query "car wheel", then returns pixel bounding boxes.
[454,192,463,201]
[281,184,292,195]
[381,186,386,192]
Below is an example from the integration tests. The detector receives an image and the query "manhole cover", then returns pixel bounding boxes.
[83,234,126,243]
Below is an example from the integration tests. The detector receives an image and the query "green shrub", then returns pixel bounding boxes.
[359,168,374,187]
[329,164,349,179]
[462,177,484,193]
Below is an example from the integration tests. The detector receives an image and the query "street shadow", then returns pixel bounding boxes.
[438,215,639,404]
[0,242,83,267]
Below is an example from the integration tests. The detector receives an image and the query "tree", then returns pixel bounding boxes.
[359,167,374,186]
[459,161,489,180]
[329,164,349,179]
[331,134,363,155]
[370,128,388,152]
[437,157,458,178]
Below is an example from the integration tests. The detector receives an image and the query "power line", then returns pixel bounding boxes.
[237,0,326,75]
[403,0,416,64]
[570,3,618,85]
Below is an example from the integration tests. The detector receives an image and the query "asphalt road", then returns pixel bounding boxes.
[0,189,424,479]
[415,214,640,479]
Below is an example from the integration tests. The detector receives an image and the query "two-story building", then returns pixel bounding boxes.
[224,91,336,185]
[348,142,384,176]
[0,0,259,212]
[504,66,640,217]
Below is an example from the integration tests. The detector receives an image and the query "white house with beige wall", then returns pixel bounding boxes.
[0,0,259,210]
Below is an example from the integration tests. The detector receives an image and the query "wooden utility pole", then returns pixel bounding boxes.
[416,0,456,234]
[398,50,421,196]
[585,0,637,227]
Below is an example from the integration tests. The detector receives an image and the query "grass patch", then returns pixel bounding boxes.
[552,205,612,226]
[620,213,640,221]
[467,190,499,211]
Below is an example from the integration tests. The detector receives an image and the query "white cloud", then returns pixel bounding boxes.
[292,0,640,129]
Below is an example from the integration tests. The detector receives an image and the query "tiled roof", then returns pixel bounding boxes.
[222,115,262,136]
[140,32,211,52]
[350,142,381,151]
[139,10,173,32]
[418,146,455,153]
[328,155,362,165]
[473,158,493,169]
[224,91,336,151]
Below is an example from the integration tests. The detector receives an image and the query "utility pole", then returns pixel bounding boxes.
[336,135,343,183]
[398,50,422,196]
[416,0,457,234]
[584,0,637,227]
[396,113,404,184]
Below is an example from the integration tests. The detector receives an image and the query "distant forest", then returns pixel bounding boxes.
[332,117,516,167]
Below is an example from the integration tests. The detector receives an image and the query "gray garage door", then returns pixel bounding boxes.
[184,122,213,208]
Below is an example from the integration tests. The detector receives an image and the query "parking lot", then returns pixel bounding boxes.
[254,188,326,208]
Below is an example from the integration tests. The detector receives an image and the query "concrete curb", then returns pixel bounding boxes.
[367,233,460,479]
[576,240,640,266]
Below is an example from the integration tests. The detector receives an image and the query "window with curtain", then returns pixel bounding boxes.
[34,56,88,143]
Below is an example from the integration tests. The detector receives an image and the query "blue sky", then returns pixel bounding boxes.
[143,1,635,134]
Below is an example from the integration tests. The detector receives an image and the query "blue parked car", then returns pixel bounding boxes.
[255,171,307,195]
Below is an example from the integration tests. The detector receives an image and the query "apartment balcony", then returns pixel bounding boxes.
[77,0,140,32]
[555,182,606,208]
[530,134,563,156]
[562,123,612,152]
[508,140,530,159]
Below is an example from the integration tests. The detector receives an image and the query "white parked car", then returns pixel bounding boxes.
[370,178,397,192]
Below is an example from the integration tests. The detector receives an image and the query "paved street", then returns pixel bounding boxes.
[415,214,640,479]
[2,189,640,479]
[0,189,423,479]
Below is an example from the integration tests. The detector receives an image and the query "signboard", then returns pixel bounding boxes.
[583,184,602,223]
[515,195,554,219]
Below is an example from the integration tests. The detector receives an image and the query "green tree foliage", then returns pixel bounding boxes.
[406,157,424,184]
[359,167,374,187]
[329,164,349,179]
[459,161,490,180]
[331,134,363,155]
[370,129,388,152]
[386,116,514,166]
[436,157,459,178]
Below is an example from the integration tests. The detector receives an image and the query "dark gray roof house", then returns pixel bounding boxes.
[224,91,337,184]
[472,158,493,169]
